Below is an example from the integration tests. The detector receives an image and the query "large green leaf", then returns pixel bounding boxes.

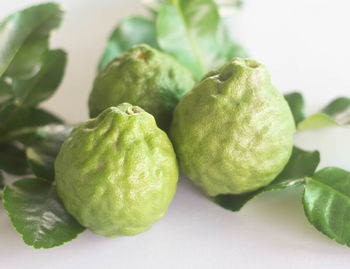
[0,142,30,175]
[26,125,72,180]
[213,146,320,211]
[0,106,62,142]
[284,92,306,125]
[0,3,63,79]
[156,0,221,80]
[98,17,159,70]
[298,97,350,131]
[11,49,67,107]
[303,167,350,246]
[2,178,85,249]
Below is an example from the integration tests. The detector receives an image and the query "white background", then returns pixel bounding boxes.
[1,0,350,268]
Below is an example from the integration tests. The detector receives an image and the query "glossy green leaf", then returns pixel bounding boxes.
[2,178,85,248]
[156,0,221,80]
[98,17,159,70]
[26,125,72,180]
[298,97,350,131]
[213,146,320,211]
[11,49,67,107]
[0,106,62,142]
[0,142,30,175]
[5,38,49,80]
[0,3,63,79]
[284,92,306,125]
[303,167,350,246]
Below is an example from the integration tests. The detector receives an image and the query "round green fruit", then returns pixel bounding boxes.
[170,58,295,196]
[55,104,178,237]
[88,44,195,131]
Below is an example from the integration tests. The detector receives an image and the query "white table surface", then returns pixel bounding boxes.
[1,0,350,268]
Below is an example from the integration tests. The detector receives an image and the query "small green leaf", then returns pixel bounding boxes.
[0,3,63,79]
[156,0,221,80]
[298,97,350,131]
[213,146,320,211]
[11,49,67,107]
[2,178,85,249]
[0,106,62,141]
[98,17,159,70]
[284,92,306,125]
[0,142,30,175]
[26,125,72,180]
[303,167,350,246]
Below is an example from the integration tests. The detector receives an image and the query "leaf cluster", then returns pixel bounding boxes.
[98,0,247,80]
[0,3,84,249]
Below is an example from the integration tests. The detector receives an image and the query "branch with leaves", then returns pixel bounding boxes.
[0,3,85,248]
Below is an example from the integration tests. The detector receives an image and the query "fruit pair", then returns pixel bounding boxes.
[55,45,295,237]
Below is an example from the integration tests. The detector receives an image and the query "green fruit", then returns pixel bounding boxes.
[55,104,178,237]
[170,58,295,196]
[89,44,195,131]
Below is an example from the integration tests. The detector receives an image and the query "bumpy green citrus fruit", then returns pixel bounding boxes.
[88,44,195,131]
[55,103,178,237]
[170,58,295,196]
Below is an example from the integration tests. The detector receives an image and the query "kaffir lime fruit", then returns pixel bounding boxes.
[55,103,178,237]
[88,44,195,131]
[170,58,295,196]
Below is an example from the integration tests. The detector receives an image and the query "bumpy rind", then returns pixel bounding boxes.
[170,58,295,196]
[55,104,178,237]
[88,44,195,131]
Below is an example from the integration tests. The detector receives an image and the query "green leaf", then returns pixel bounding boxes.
[0,3,63,79]
[98,17,159,70]
[284,92,306,125]
[213,146,320,211]
[0,142,30,175]
[5,38,49,80]
[26,125,72,180]
[0,80,14,111]
[298,97,350,131]
[303,167,350,246]
[2,178,85,248]
[156,0,221,80]
[0,106,62,143]
[12,49,67,107]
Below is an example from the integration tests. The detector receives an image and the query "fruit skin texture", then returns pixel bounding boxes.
[88,44,195,131]
[170,58,295,197]
[55,104,178,237]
